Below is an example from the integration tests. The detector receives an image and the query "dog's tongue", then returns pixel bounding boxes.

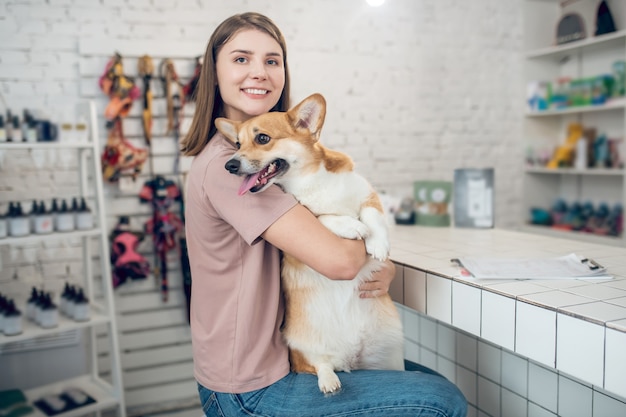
[238,172,262,196]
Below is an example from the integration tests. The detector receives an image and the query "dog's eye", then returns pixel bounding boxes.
[255,134,271,145]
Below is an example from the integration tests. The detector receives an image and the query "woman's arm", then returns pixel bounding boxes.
[262,204,366,280]
[262,204,396,296]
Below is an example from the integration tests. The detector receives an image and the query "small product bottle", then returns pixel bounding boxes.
[38,293,58,329]
[64,286,76,318]
[72,289,90,322]
[0,294,7,332]
[34,201,53,234]
[3,299,22,336]
[8,202,30,237]
[26,287,39,321]
[0,115,6,143]
[0,206,7,239]
[23,110,38,143]
[60,283,74,316]
[75,197,94,230]
[5,110,13,142]
[75,115,88,142]
[12,116,22,142]
[28,200,38,232]
[55,199,75,232]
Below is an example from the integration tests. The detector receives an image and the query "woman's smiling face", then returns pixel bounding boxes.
[216,29,286,122]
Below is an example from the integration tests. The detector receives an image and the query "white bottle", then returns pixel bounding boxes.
[3,300,22,336]
[575,137,588,170]
[38,293,58,329]
[72,289,90,322]
[55,199,75,232]
[75,198,94,230]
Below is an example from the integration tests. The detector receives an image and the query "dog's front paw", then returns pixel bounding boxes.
[318,215,370,240]
[365,237,390,261]
[317,368,342,394]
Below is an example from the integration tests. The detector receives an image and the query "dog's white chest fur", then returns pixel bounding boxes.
[282,169,369,217]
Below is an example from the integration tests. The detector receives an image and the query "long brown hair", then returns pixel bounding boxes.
[181,12,291,156]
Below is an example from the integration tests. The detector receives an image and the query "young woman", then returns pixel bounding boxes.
[181,12,467,417]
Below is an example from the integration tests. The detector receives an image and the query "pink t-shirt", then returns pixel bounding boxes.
[185,133,297,393]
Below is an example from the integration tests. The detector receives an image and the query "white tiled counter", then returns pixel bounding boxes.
[387,225,626,404]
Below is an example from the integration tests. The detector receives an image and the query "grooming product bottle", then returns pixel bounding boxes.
[75,115,88,142]
[55,199,75,232]
[0,115,6,143]
[0,207,7,239]
[60,283,74,316]
[38,293,58,329]
[0,294,7,332]
[8,202,30,237]
[72,288,90,322]
[5,110,13,142]
[12,116,22,142]
[26,287,39,321]
[34,201,53,234]
[3,299,22,336]
[23,110,37,143]
[75,197,94,230]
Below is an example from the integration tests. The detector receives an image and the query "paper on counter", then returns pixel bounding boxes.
[453,253,612,280]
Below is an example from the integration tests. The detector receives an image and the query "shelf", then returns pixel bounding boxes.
[526,98,626,117]
[0,228,102,246]
[525,167,625,176]
[520,224,623,247]
[0,309,111,346]
[526,29,626,60]
[25,375,120,417]
[0,142,93,150]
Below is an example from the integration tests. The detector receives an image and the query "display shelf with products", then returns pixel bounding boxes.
[0,101,126,417]
[522,0,626,246]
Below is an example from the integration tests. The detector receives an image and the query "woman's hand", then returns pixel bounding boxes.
[359,259,396,298]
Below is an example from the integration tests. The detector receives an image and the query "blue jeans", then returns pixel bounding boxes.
[198,361,467,417]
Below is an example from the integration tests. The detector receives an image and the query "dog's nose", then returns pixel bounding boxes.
[225,159,240,174]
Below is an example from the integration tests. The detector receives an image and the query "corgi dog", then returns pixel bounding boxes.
[216,93,405,394]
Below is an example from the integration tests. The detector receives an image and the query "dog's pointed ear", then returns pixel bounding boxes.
[215,118,240,145]
[290,93,326,141]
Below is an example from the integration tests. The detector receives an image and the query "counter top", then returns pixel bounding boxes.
[388,225,626,399]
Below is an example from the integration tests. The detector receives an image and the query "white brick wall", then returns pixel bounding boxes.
[0,0,525,227]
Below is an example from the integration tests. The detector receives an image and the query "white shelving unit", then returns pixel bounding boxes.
[0,102,126,417]
[522,0,626,246]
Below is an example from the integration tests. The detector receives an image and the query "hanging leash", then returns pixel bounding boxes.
[138,55,154,145]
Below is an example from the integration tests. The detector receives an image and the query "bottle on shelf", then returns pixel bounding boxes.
[34,200,53,234]
[0,205,7,238]
[75,197,94,230]
[55,199,75,232]
[5,110,13,142]
[26,287,39,321]
[72,288,90,322]
[75,115,88,142]
[8,202,30,237]
[60,282,75,316]
[3,299,23,336]
[37,293,58,329]
[11,115,22,142]
[22,109,37,143]
[0,115,6,143]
